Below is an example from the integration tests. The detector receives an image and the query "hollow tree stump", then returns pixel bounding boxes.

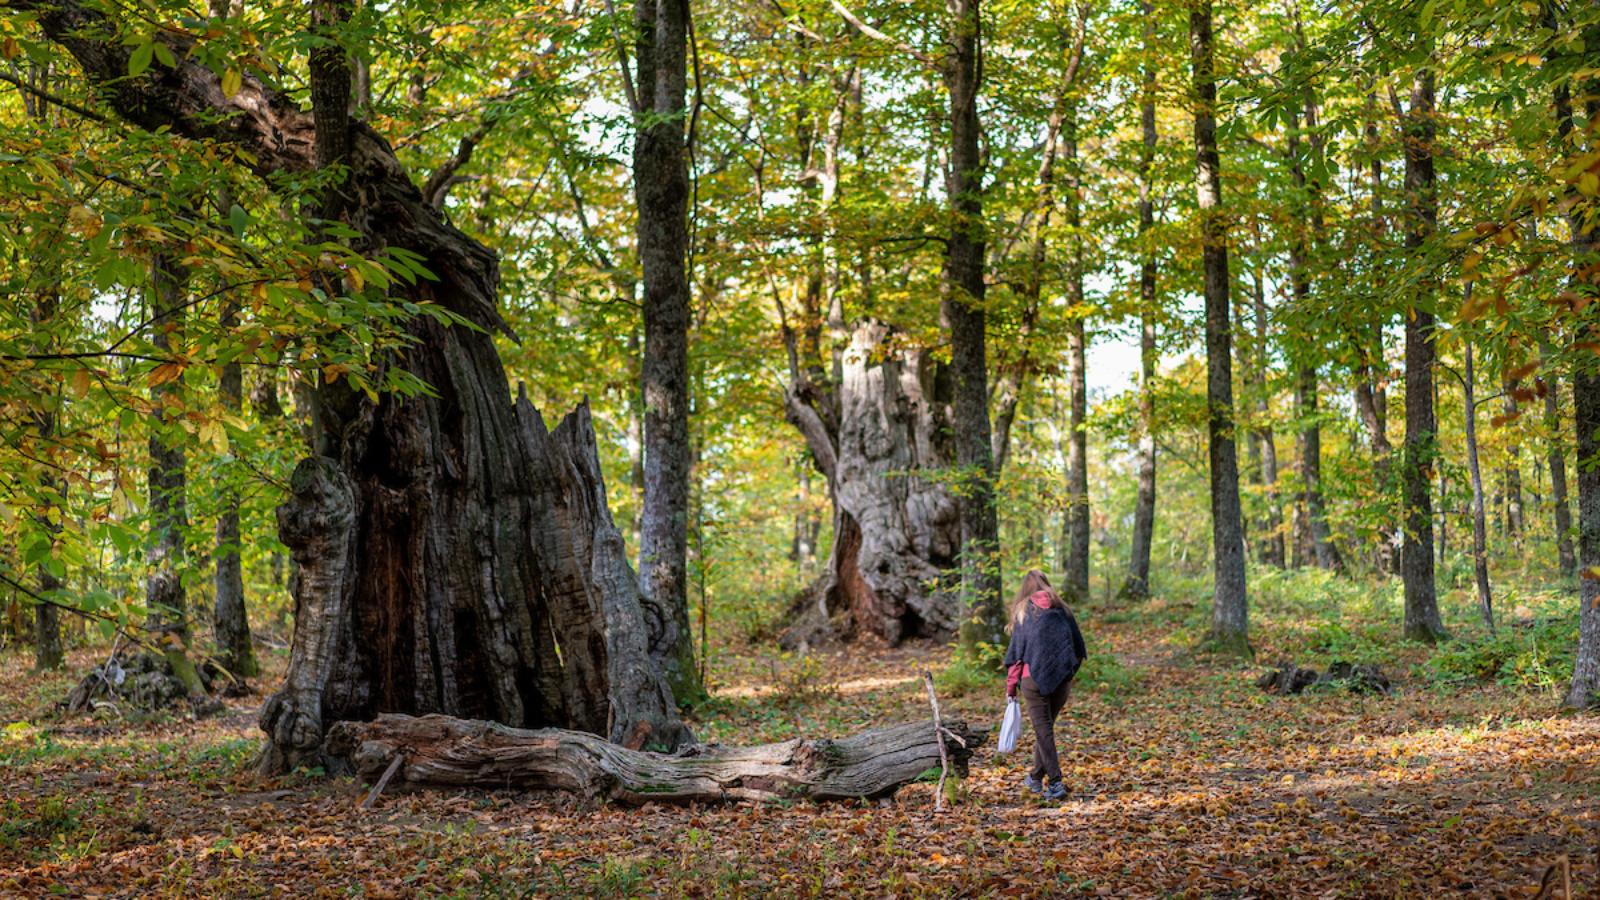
[326,713,983,804]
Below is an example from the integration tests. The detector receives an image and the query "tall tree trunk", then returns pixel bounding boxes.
[1123,7,1159,600]
[1559,14,1600,708]
[211,59,257,679]
[1541,338,1577,576]
[14,0,690,765]
[1463,332,1494,631]
[1295,365,1340,570]
[147,254,190,640]
[30,291,63,672]
[213,282,257,679]
[1359,84,1399,576]
[1400,63,1447,643]
[1062,95,1091,602]
[1285,96,1340,573]
[634,0,701,706]
[1191,0,1249,655]
[1252,271,1285,568]
[147,253,206,700]
[945,0,1004,652]
[23,64,63,671]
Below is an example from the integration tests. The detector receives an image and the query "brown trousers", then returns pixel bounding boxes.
[1020,675,1071,784]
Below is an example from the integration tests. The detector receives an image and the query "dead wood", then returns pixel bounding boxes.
[325,713,982,805]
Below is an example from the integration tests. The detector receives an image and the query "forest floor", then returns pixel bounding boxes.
[0,574,1596,898]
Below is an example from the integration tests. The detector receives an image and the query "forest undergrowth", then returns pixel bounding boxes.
[0,568,1594,898]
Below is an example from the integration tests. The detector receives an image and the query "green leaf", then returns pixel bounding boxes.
[152,42,176,69]
[128,41,154,77]
[228,203,251,239]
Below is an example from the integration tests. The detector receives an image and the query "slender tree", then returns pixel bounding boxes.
[1062,65,1091,603]
[1400,59,1447,643]
[634,0,702,704]
[1191,0,1249,654]
[1123,0,1160,601]
[1461,328,1494,631]
[1540,337,1576,576]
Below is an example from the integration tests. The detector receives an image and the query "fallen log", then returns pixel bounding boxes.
[325,713,983,804]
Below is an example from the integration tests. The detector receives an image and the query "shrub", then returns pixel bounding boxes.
[1424,617,1577,690]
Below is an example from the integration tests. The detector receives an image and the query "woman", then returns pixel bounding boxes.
[1003,570,1087,800]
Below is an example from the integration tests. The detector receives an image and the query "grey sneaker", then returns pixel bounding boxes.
[1023,774,1043,794]
[1043,781,1068,801]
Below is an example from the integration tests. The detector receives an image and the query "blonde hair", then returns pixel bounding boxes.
[1008,569,1065,632]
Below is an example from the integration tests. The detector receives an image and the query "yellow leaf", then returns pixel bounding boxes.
[1,37,19,60]
[221,67,242,99]
[147,362,185,387]
[70,368,91,399]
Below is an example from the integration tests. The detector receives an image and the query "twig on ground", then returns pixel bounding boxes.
[922,670,950,812]
[361,754,406,810]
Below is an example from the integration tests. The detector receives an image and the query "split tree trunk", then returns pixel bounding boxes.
[17,0,688,766]
[944,0,1005,651]
[327,713,981,804]
[1400,63,1447,644]
[782,322,962,647]
[1123,8,1159,602]
[633,0,701,706]
[1191,0,1250,655]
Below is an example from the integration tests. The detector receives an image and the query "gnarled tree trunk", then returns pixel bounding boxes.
[782,322,962,647]
[16,0,688,769]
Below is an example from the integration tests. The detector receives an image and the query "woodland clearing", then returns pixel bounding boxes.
[1,576,1594,899]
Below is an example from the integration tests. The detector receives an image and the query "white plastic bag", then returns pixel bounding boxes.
[997,697,1023,753]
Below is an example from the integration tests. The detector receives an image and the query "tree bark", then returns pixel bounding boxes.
[1558,13,1600,708]
[1400,63,1447,644]
[944,0,1005,652]
[213,182,257,680]
[1502,371,1525,539]
[634,0,701,706]
[1062,96,1091,602]
[1191,0,1249,655]
[782,323,962,647]
[1463,333,1494,631]
[146,253,191,642]
[1123,7,1159,602]
[1251,272,1285,568]
[30,290,63,672]
[1541,338,1577,577]
[327,713,980,804]
[11,0,689,764]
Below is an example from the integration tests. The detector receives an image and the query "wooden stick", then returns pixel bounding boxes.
[922,671,949,812]
[361,753,405,809]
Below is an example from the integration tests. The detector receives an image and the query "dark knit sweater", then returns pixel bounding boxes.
[1003,597,1086,695]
